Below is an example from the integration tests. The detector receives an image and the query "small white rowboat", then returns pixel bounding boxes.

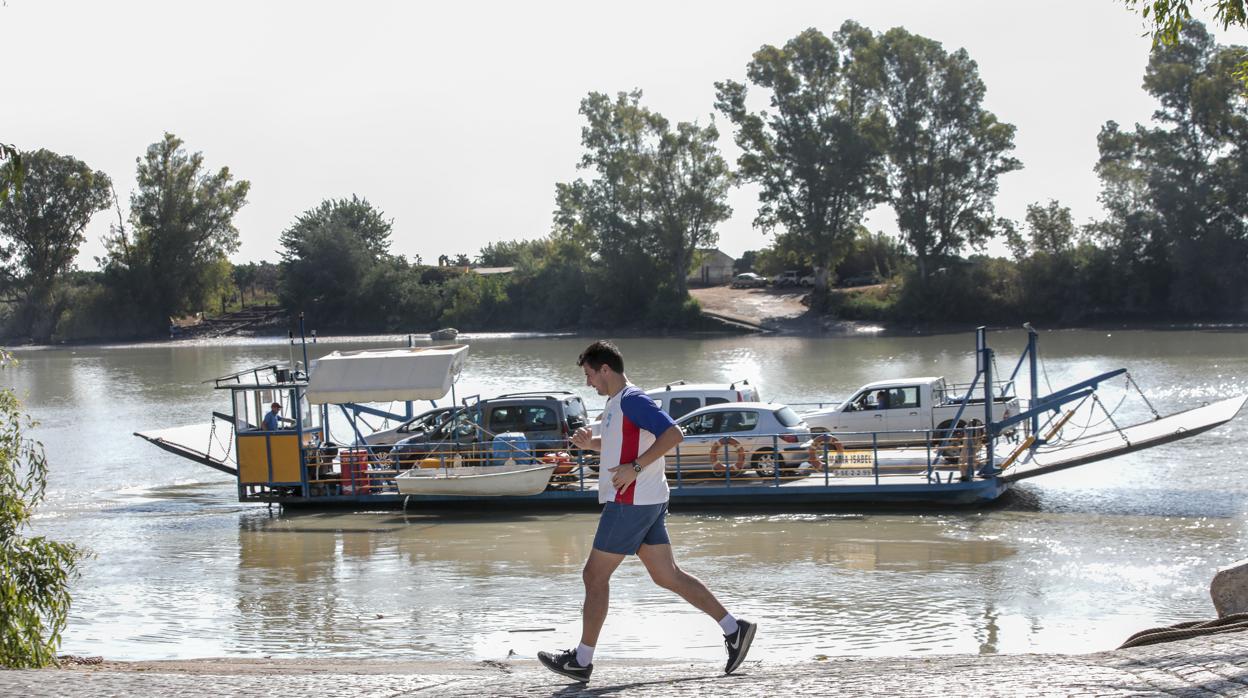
[395,461,558,496]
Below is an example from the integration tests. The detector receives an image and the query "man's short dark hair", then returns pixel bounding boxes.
[577,340,624,374]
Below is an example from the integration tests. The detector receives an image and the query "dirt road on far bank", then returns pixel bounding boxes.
[690,285,814,333]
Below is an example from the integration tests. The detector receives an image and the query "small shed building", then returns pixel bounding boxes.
[688,249,735,286]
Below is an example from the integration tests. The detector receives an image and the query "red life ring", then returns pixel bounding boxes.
[807,434,844,472]
[540,451,575,474]
[710,437,747,475]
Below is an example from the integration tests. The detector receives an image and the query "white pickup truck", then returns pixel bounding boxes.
[801,376,1020,446]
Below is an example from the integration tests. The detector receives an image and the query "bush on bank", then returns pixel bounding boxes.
[0,351,83,668]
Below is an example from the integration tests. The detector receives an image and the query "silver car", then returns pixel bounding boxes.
[671,402,812,478]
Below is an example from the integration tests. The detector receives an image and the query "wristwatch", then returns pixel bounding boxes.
[631,460,644,473]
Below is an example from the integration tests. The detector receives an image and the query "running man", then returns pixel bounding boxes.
[537,340,756,683]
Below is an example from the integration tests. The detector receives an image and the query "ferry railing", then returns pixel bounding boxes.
[282,426,994,501]
[785,400,843,411]
[298,434,589,498]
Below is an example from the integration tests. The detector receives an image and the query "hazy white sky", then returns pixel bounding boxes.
[3,1,1240,269]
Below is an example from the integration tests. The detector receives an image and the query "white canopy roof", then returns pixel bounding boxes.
[306,345,468,404]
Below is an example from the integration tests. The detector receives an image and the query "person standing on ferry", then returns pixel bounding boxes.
[263,402,283,431]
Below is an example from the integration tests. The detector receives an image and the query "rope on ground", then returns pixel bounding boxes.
[1118,612,1248,649]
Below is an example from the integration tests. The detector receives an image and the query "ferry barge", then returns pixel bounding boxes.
[135,326,1245,509]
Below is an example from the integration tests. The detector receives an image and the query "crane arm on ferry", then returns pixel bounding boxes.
[991,367,1127,434]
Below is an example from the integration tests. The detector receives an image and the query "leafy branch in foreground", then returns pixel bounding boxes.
[0,144,22,206]
[1126,1,1248,86]
[0,350,83,668]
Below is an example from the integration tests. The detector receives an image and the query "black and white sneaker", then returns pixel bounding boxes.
[724,619,757,674]
[538,648,593,683]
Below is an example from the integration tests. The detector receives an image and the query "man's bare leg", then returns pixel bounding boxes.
[580,547,626,647]
[636,543,728,619]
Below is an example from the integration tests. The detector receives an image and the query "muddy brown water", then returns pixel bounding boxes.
[6,328,1248,661]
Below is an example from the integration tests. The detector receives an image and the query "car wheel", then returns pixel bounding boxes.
[752,449,784,478]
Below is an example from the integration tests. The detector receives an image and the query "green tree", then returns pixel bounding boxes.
[1024,200,1078,255]
[0,144,20,206]
[278,196,394,328]
[649,119,733,297]
[1094,21,1248,314]
[0,351,82,667]
[102,134,250,332]
[555,90,732,320]
[232,261,280,307]
[477,239,548,267]
[734,250,758,274]
[835,227,908,281]
[874,28,1021,283]
[1126,1,1248,84]
[715,23,888,296]
[0,150,112,340]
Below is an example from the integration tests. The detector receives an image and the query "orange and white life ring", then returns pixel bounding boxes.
[807,434,844,472]
[710,437,747,475]
[540,451,575,475]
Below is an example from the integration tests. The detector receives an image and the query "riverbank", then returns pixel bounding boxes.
[10,632,1247,696]
[7,283,1248,347]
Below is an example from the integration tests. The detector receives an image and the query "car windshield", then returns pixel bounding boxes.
[773,406,802,427]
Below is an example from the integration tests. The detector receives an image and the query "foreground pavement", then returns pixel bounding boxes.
[2,633,1247,697]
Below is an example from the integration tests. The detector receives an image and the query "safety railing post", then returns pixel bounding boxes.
[675,446,684,489]
[1028,324,1040,441]
[772,434,780,487]
[823,436,829,487]
[926,430,933,483]
[872,432,880,485]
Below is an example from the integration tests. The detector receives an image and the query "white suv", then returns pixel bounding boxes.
[588,379,761,437]
[646,379,760,420]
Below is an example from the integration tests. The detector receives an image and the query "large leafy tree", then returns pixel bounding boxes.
[278,195,395,328]
[1094,21,1248,314]
[102,133,249,332]
[874,28,1021,283]
[715,23,887,294]
[555,90,731,321]
[1024,200,1078,256]
[649,119,733,298]
[0,150,112,339]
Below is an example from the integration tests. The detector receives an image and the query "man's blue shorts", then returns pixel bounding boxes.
[592,501,670,555]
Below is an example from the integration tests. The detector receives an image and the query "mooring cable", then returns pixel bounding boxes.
[1118,613,1248,649]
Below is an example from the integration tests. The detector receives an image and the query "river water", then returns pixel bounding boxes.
[6,328,1248,662]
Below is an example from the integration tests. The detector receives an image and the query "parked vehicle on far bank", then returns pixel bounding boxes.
[731,272,768,288]
[838,272,882,288]
[775,270,814,287]
[773,270,801,287]
[800,377,1020,447]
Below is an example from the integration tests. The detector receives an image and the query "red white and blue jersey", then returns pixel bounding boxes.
[598,384,677,505]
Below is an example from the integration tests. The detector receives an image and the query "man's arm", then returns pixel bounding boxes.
[608,424,683,490]
[635,424,683,468]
